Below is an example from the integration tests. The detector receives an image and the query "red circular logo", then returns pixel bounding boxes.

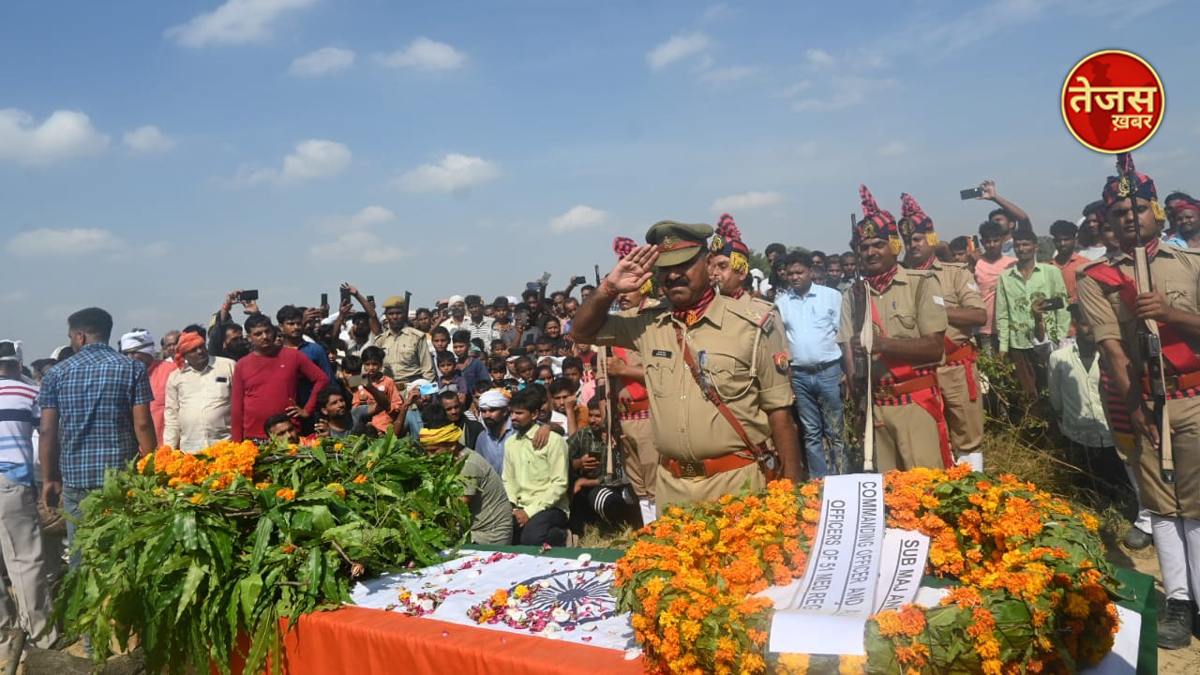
[1061,50,1164,154]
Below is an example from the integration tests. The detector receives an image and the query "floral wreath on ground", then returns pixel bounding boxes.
[613,465,1121,675]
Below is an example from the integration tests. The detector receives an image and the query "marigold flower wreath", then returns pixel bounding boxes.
[613,465,1121,675]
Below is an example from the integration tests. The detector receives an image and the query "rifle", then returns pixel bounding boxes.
[1123,153,1174,482]
[403,290,412,323]
[849,213,876,472]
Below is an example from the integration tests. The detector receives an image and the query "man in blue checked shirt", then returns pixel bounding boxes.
[775,251,846,477]
[37,307,158,567]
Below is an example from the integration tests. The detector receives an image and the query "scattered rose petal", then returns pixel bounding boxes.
[576,553,592,565]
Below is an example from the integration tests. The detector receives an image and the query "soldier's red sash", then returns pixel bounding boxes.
[942,337,979,402]
[612,347,649,402]
[1082,263,1200,375]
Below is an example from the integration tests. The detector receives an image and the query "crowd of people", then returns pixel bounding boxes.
[4,162,1200,658]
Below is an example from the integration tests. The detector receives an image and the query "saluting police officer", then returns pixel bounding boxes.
[571,221,801,505]
[1077,156,1200,649]
[838,185,951,472]
[898,193,988,471]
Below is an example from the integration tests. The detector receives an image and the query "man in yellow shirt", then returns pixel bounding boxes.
[502,386,569,546]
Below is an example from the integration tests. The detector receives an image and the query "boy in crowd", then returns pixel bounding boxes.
[451,331,490,390]
[429,327,451,357]
[502,386,569,546]
[435,352,469,402]
[351,347,401,435]
[566,399,627,537]
[548,377,587,435]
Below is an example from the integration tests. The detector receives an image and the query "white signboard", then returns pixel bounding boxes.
[769,474,885,655]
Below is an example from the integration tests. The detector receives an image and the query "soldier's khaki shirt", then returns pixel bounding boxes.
[373,327,435,385]
[836,268,948,375]
[1077,244,1200,375]
[927,261,984,346]
[593,294,794,461]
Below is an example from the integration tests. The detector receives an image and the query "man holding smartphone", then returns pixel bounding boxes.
[995,229,1071,396]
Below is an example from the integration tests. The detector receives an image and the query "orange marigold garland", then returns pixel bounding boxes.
[136,440,259,489]
[614,467,1121,674]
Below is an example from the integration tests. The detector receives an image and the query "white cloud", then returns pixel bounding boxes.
[281,139,351,182]
[0,109,110,166]
[793,76,896,112]
[711,191,784,212]
[647,32,710,70]
[233,139,351,186]
[316,205,395,232]
[375,37,467,71]
[548,206,608,233]
[123,125,176,153]
[699,65,760,85]
[311,206,407,263]
[166,0,323,48]
[805,48,836,70]
[391,153,500,194]
[701,4,733,22]
[878,141,909,157]
[5,227,168,259]
[288,46,355,77]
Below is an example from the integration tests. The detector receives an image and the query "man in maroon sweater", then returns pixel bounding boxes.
[231,314,329,442]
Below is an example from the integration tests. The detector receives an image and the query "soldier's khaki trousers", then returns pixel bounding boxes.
[937,362,984,452]
[873,400,947,472]
[620,416,659,501]
[1131,396,1200,518]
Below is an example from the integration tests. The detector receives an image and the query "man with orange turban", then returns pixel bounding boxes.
[899,193,987,471]
[163,331,237,452]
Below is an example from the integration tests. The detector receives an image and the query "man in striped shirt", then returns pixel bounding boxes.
[0,340,60,657]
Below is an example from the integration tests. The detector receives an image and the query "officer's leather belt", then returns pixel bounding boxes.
[791,359,841,374]
[618,399,650,416]
[943,341,977,365]
[660,452,756,479]
[873,374,939,400]
[1143,371,1200,396]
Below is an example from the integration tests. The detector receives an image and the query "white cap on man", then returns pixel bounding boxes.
[119,330,156,355]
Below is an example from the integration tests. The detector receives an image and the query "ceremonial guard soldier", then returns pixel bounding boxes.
[839,186,951,472]
[898,193,988,470]
[606,237,661,523]
[1077,155,1200,649]
[571,221,800,505]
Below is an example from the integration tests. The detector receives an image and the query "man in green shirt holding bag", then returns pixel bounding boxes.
[996,229,1071,396]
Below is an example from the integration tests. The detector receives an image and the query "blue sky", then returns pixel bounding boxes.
[1,0,1197,359]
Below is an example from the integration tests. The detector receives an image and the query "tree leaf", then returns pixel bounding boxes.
[175,563,207,623]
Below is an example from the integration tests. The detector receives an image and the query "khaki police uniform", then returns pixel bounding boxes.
[373,327,435,387]
[926,261,986,454]
[612,347,659,501]
[837,268,950,472]
[1077,243,1200,518]
[594,294,794,505]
